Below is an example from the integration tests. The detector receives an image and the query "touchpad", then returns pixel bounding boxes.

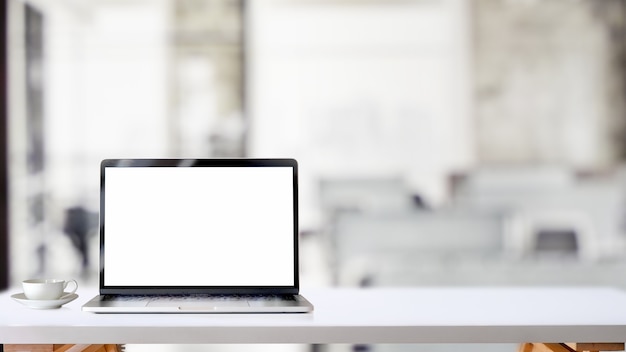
[147,300,250,308]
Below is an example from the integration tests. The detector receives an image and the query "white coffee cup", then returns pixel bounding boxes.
[22,279,78,300]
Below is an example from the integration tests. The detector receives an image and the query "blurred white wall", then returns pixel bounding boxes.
[247,0,474,227]
[8,0,170,281]
[45,0,170,202]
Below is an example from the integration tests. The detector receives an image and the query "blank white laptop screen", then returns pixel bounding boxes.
[103,165,295,287]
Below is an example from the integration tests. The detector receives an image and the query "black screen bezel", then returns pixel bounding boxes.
[99,158,300,295]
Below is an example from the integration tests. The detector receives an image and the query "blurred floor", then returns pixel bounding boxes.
[125,344,309,352]
[124,343,519,352]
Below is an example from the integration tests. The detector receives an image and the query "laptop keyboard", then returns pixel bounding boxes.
[102,294,296,303]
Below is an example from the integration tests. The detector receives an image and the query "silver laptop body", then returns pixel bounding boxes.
[82,158,313,313]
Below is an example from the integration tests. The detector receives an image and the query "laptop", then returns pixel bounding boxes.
[82,158,314,313]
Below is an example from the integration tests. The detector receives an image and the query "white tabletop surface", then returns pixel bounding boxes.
[2,286,626,344]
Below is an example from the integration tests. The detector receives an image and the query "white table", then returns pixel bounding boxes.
[2,287,626,350]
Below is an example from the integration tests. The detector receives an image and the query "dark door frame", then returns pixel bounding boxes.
[1,0,9,290]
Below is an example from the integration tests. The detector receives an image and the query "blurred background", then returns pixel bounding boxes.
[3,0,626,351]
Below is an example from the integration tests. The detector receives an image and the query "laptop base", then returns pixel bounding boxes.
[82,293,314,313]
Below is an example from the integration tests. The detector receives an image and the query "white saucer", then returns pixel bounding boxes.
[11,292,79,309]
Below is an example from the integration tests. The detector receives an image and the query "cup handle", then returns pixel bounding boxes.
[60,279,78,299]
